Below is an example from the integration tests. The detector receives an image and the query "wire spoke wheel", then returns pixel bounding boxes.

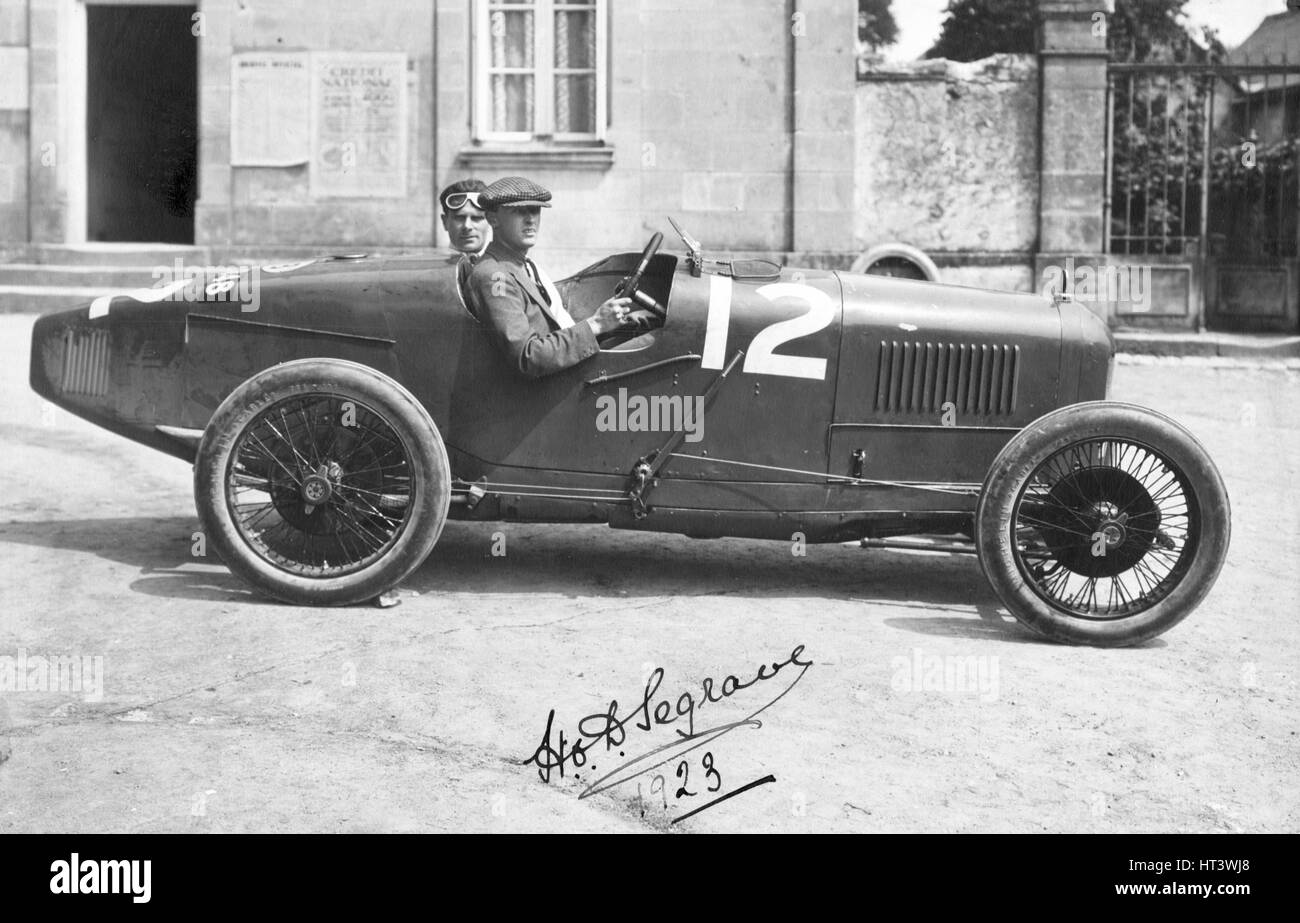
[195,359,450,606]
[1012,438,1195,619]
[976,402,1229,647]
[227,393,415,578]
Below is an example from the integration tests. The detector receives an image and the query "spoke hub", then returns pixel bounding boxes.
[1035,466,1160,579]
[1012,437,1199,620]
[301,462,342,505]
[302,474,331,505]
[228,393,414,577]
[1096,519,1127,549]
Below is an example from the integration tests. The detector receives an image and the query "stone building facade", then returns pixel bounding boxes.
[2,0,1246,328]
[0,0,857,277]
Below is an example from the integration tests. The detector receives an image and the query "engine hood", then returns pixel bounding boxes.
[830,270,1067,432]
[835,271,1061,339]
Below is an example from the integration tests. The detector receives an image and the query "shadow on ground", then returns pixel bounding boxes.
[0,515,1039,641]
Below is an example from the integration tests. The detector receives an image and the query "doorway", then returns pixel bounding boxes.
[86,4,197,243]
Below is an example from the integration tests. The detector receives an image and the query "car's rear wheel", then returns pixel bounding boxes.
[194,358,450,605]
[976,402,1229,646]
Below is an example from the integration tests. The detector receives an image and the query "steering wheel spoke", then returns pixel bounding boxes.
[617,232,665,319]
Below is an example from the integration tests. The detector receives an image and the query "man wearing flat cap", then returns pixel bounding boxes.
[466,176,631,378]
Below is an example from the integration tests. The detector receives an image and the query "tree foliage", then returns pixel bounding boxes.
[1105,0,1225,63]
[924,0,1225,64]
[858,0,898,50]
[924,0,1036,61]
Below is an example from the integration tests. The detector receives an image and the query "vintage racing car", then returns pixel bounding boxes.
[29,224,1230,646]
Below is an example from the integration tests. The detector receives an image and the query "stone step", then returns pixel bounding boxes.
[18,243,210,266]
[0,263,163,289]
[1115,330,1300,359]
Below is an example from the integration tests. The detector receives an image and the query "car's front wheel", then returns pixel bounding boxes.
[194,358,450,605]
[976,401,1230,646]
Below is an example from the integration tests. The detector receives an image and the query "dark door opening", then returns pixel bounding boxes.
[87,5,198,244]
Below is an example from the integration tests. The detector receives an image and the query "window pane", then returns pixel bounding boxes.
[555,74,595,134]
[492,74,535,132]
[554,8,595,70]
[490,9,534,68]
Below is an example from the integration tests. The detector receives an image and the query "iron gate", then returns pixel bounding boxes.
[1105,60,1300,332]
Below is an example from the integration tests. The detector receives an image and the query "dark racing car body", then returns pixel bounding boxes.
[29,231,1228,646]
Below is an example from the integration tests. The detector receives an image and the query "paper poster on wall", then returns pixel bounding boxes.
[310,52,408,198]
[230,52,310,165]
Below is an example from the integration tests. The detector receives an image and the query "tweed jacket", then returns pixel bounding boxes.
[466,240,598,378]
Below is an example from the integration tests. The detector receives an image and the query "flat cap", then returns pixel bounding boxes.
[481,176,553,209]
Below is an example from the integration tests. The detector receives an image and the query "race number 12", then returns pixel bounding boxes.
[701,275,833,380]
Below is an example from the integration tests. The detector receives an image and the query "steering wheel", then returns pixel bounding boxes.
[615,232,666,318]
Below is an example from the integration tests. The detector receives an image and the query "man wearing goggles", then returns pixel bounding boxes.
[440,179,490,257]
[441,179,491,310]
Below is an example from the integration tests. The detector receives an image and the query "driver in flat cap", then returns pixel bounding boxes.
[466,176,632,378]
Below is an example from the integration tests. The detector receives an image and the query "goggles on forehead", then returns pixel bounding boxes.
[443,192,483,211]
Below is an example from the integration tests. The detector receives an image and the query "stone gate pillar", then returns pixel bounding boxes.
[1036,0,1110,311]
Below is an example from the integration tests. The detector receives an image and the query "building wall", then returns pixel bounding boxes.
[855,54,1039,292]
[0,1,1233,328]
[0,0,846,277]
[0,0,28,244]
[437,0,796,277]
[0,2,1040,291]
[196,0,436,251]
[194,0,808,274]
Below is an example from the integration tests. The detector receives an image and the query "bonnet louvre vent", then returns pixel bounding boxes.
[874,341,1019,415]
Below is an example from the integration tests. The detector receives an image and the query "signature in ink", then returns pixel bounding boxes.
[634,751,778,825]
[520,644,812,800]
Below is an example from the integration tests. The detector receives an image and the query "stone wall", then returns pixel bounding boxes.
[855,54,1039,292]
[0,0,27,242]
[0,0,857,276]
[196,0,436,250]
[0,108,25,243]
[437,0,801,277]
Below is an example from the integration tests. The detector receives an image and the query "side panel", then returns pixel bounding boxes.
[651,268,843,487]
[178,270,403,426]
[830,272,1064,485]
[30,262,415,460]
[180,315,400,428]
[381,260,476,436]
[422,262,844,501]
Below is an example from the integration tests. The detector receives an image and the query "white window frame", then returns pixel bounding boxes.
[472,0,608,144]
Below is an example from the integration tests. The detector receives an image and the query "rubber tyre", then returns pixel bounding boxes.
[976,401,1230,646]
[194,358,451,605]
[850,242,940,282]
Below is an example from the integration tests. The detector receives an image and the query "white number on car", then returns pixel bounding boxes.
[701,277,835,380]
